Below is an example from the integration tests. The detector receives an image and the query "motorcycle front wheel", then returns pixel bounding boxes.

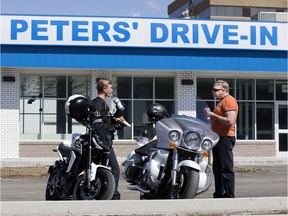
[45,168,61,200]
[73,168,115,200]
[172,166,199,199]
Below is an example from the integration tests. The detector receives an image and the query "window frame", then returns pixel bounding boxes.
[197,78,287,140]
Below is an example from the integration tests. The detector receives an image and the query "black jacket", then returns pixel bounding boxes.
[91,96,124,143]
[91,96,112,131]
[91,96,115,147]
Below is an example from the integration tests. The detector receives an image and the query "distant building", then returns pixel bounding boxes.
[254,11,288,21]
[168,0,288,20]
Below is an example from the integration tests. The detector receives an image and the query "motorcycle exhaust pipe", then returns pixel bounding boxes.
[127,184,150,193]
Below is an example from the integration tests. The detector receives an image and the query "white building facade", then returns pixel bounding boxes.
[1,15,287,158]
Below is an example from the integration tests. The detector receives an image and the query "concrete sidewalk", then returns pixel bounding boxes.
[1,197,287,216]
[1,156,287,167]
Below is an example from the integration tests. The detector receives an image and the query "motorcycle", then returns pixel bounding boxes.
[45,95,117,200]
[122,102,219,199]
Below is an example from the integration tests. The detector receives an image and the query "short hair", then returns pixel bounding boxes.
[96,78,112,93]
[214,80,229,92]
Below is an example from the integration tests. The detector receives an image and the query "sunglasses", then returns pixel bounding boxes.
[212,88,223,92]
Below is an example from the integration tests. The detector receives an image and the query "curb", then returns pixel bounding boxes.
[1,197,287,216]
[0,158,57,168]
[1,157,287,167]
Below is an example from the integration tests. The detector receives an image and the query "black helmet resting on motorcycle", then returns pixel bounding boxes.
[65,94,93,123]
[146,103,170,121]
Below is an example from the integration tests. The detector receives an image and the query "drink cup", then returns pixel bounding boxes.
[113,97,125,111]
[203,107,210,120]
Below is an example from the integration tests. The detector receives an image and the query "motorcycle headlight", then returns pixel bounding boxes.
[201,139,213,151]
[183,131,201,150]
[169,130,180,142]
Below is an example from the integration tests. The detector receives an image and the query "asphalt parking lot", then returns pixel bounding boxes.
[1,165,287,201]
[1,158,287,215]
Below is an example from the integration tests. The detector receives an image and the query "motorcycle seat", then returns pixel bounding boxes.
[58,142,71,157]
[135,139,158,156]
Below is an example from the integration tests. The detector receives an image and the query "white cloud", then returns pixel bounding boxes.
[128,9,142,17]
[147,0,162,11]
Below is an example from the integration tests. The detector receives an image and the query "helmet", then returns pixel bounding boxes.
[65,95,92,123]
[146,103,170,121]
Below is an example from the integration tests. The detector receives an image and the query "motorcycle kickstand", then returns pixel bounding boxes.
[170,185,177,199]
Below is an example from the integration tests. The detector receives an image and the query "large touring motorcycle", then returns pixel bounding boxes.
[123,103,219,199]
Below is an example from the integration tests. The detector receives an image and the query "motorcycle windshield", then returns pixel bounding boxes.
[196,97,212,124]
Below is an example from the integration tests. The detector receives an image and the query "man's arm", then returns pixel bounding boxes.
[209,110,237,126]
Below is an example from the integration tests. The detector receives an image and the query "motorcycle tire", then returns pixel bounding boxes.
[45,168,61,200]
[73,168,115,200]
[172,166,199,199]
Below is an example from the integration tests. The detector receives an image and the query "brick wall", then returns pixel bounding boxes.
[175,71,197,116]
[1,68,20,158]
[19,140,276,158]
[20,141,61,158]
[19,140,137,158]
[234,140,276,157]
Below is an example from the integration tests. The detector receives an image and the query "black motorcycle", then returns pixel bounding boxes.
[45,95,116,200]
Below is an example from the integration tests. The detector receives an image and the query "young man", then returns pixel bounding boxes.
[204,80,238,198]
[92,78,121,200]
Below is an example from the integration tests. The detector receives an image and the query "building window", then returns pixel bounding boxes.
[237,79,254,100]
[276,80,288,100]
[193,0,205,7]
[243,7,250,17]
[256,79,274,100]
[251,8,276,17]
[256,102,274,139]
[197,78,215,99]
[113,77,175,139]
[196,78,287,140]
[169,3,191,18]
[210,6,243,17]
[195,7,210,18]
[236,79,255,139]
[237,102,255,139]
[20,75,90,140]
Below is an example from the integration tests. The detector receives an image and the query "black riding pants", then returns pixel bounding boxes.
[108,146,121,199]
[212,136,236,198]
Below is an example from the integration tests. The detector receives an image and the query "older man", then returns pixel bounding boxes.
[204,80,238,198]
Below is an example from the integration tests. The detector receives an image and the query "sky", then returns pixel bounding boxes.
[1,0,174,18]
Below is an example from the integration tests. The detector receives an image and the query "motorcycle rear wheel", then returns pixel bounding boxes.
[73,168,115,200]
[172,166,199,199]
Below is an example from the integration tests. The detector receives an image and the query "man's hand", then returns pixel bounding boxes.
[203,108,236,125]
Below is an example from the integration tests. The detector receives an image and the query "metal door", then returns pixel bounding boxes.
[275,102,288,157]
